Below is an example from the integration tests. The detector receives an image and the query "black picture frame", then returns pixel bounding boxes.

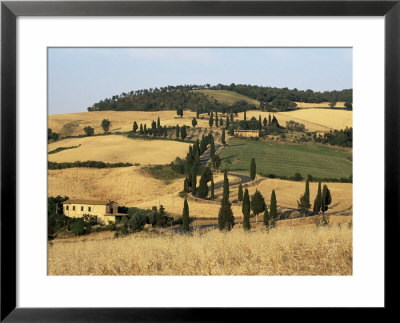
[1,1,399,321]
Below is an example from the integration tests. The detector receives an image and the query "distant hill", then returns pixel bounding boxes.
[87,84,352,113]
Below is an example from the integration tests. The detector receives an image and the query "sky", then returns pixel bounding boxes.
[48,47,352,115]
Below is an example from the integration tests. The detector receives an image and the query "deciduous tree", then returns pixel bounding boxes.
[101,119,111,133]
[251,190,266,223]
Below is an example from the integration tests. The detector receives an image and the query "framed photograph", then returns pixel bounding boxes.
[1,0,399,321]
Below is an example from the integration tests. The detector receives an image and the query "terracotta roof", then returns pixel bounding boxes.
[61,199,114,205]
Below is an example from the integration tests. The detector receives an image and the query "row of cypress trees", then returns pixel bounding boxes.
[241,188,277,231]
[298,179,332,216]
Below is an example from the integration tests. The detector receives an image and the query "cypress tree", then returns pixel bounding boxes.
[222,171,230,202]
[244,111,247,121]
[157,117,161,129]
[210,140,215,158]
[183,177,189,193]
[268,113,272,126]
[321,185,332,213]
[230,113,234,123]
[144,124,147,135]
[196,109,199,118]
[242,189,250,231]
[270,189,278,219]
[313,181,322,214]
[218,172,234,231]
[176,125,180,138]
[238,183,243,202]
[258,115,262,130]
[198,172,209,198]
[220,117,223,127]
[263,117,267,128]
[226,116,230,128]
[251,190,266,223]
[215,112,219,127]
[195,149,200,168]
[133,121,138,133]
[182,198,189,233]
[222,129,226,145]
[209,111,214,127]
[191,169,197,196]
[211,174,215,200]
[250,158,256,181]
[263,206,270,228]
[139,123,143,135]
[181,126,187,141]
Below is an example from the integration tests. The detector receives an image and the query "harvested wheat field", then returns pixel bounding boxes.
[48,110,209,137]
[48,224,352,275]
[241,109,352,132]
[47,136,191,165]
[294,101,346,109]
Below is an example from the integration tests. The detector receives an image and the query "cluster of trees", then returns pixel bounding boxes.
[212,83,353,107]
[286,120,306,132]
[314,127,353,147]
[87,85,224,113]
[239,187,278,231]
[131,117,170,138]
[115,205,177,237]
[48,128,59,141]
[179,134,216,197]
[297,180,332,216]
[48,160,133,170]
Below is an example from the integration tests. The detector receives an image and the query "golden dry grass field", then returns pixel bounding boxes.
[294,101,346,109]
[48,167,352,219]
[47,136,191,165]
[48,110,210,137]
[241,109,352,132]
[48,223,352,275]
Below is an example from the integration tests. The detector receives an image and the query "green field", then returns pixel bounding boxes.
[220,138,352,179]
[194,89,260,106]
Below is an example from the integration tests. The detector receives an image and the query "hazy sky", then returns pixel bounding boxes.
[48,47,352,115]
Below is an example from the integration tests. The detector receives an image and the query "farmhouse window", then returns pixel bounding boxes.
[88,207,91,212]
[81,206,84,211]
[66,206,69,210]
[72,206,75,211]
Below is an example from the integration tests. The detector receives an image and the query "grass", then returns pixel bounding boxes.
[220,138,352,179]
[141,165,185,182]
[48,223,352,275]
[47,135,191,165]
[193,89,260,106]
